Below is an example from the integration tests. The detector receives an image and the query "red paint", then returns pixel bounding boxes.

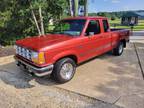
[15,17,130,67]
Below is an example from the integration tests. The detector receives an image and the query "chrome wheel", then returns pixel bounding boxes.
[119,43,123,54]
[60,63,74,80]
[52,58,76,83]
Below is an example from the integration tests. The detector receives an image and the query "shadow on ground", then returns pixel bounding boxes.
[0,61,57,89]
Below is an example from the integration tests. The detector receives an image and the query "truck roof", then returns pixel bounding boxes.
[63,16,107,20]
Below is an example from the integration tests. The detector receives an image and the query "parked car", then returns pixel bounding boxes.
[15,17,130,83]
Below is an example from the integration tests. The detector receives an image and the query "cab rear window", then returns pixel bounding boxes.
[102,20,109,32]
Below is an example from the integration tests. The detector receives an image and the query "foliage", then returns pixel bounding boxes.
[0,0,68,46]
[89,10,144,20]
[111,15,116,20]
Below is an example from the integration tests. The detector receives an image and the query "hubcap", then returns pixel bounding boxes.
[60,63,74,80]
[119,44,123,54]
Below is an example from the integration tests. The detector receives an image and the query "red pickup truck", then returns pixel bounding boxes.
[15,17,130,83]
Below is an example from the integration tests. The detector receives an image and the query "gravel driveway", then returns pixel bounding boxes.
[0,50,122,108]
[0,69,121,108]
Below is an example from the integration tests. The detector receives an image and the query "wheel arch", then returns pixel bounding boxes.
[55,55,78,64]
[52,51,79,65]
[120,39,126,48]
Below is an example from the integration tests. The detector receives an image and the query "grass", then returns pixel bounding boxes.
[47,19,144,32]
[109,19,144,31]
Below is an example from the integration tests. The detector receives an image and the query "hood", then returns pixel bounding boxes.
[16,34,73,51]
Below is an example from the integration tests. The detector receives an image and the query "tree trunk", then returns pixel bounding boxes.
[84,0,88,16]
[31,9,41,35]
[74,0,79,17]
[28,0,41,35]
[69,0,74,16]
[39,6,45,35]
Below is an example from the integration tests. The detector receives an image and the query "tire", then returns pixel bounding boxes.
[112,42,124,56]
[52,58,76,83]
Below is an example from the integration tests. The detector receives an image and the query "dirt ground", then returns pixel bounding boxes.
[0,42,144,108]
[0,51,121,108]
[0,46,15,57]
[0,66,120,108]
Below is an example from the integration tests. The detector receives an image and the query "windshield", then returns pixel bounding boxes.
[52,19,86,36]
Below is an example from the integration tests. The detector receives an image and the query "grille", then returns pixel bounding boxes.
[16,46,32,60]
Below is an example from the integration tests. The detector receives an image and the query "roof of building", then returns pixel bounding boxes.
[122,11,144,17]
[135,12,144,17]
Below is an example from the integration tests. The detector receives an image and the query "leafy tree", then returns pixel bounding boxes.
[0,0,68,46]
[111,15,116,20]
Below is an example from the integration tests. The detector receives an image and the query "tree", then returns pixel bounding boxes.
[68,0,74,16]
[28,0,42,35]
[0,0,69,45]
[28,0,65,35]
[84,0,88,16]
[111,15,116,20]
[74,0,79,17]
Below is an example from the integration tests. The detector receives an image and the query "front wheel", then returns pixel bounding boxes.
[52,58,76,83]
[112,42,124,56]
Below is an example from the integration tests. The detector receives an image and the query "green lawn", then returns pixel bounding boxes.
[47,19,144,32]
[109,19,144,31]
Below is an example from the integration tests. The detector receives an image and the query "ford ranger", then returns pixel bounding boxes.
[15,17,130,83]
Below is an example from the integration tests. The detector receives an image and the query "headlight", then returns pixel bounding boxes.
[22,48,26,57]
[26,49,31,59]
[31,52,45,64]
[15,45,45,64]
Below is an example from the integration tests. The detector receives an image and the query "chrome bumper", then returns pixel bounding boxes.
[15,58,54,77]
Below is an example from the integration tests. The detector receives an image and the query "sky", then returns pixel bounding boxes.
[88,0,144,13]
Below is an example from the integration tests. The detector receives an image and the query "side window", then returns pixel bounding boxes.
[103,20,109,32]
[85,20,101,36]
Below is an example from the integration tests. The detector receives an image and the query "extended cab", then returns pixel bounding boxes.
[15,17,130,83]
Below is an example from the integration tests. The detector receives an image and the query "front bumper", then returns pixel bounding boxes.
[15,57,54,77]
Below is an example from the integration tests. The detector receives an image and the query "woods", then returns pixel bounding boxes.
[0,0,69,45]
[0,0,89,46]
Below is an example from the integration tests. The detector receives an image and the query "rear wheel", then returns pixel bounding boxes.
[112,42,124,56]
[52,58,76,83]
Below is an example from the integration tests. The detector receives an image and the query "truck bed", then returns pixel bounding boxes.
[110,28,129,31]
[110,28,130,42]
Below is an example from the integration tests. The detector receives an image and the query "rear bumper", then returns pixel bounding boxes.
[15,57,54,77]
